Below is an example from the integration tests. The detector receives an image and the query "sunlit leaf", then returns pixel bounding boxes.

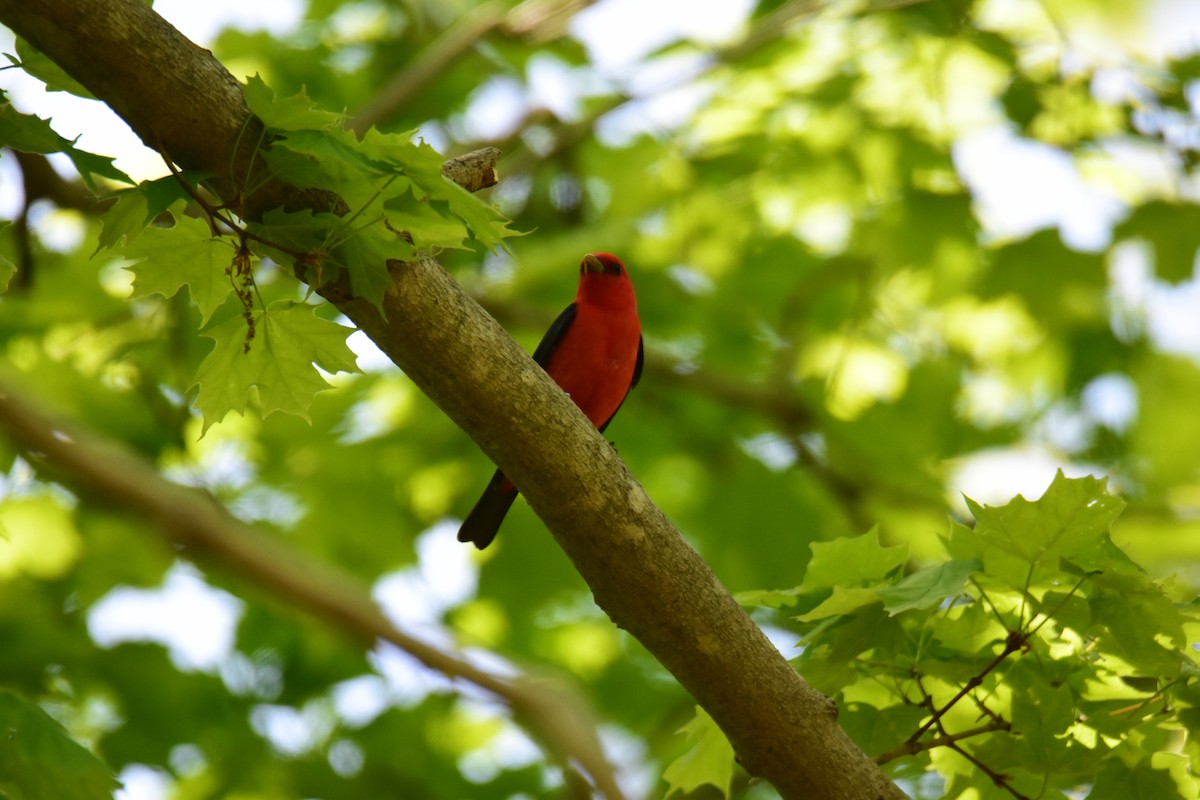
[878,558,981,614]
[802,528,909,590]
[120,213,235,323]
[193,300,358,430]
[663,706,734,798]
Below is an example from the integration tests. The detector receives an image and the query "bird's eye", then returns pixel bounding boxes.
[597,254,623,275]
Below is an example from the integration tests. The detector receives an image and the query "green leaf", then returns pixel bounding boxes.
[14,37,94,98]
[383,188,470,251]
[265,129,394,212]
[1010,680,1075,769]
[250,208,410,312]
[334,223,409,311]
[402,139,520,252]
[0,689,120,800]
[64,147,133,191]
[0,102,72,153]
[839,701,928,757]
[360,131,520,252]
[0,233,13,291]
[141,173,204,219]
[962,471,1126,585]
[983,229,1107,326]
[1085,758,1187,800]
[253,207,337,255]
[96,189,150,251]
[878,558,981,614]
[802,528,908,590]
[0,103,131,190]
[663,706,734,799]
[251,94,519,257]
[193,300,359,430]
[243,74,344,130]
[1089,572,1187,674]
[796,585,883,621]
[120,214,235,323]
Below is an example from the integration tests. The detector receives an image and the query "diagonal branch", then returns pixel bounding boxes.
[0,1,905,796]
[0,378,626,800]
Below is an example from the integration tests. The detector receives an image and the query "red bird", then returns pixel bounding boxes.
[457,252,644,549]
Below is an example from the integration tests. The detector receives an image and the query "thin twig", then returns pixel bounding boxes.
[905,632,1026,745]
[348,1,509,136]
[875,719,1011,764]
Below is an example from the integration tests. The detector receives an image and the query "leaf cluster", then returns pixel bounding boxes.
[725,473,1200,799]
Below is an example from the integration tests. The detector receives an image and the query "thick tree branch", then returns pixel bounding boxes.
[0,1,905,796]
[0,378,625,800]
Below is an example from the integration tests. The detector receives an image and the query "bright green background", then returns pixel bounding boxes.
[2,0,1200,797]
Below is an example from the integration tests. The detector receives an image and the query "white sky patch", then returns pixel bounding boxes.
[457,705,543,783]
[666,264,716,295]
[600,81,718,146]
[459,76,528,141]
[0,1,302,185]
[345,329,395,372]
[947,445,1106,515]
[357,522,492,709]
[1109,239,1200,357]
[761,623,803,660]
[954,127,1127,251]
[1032,402,1091,453]
[87,562,243,671]
[373,521,477,629]
[571,0,755,76]
[328,738,365,777]
[526,53,587,121]
[0,154,21,219]
[1149,282,1200,355]
[332,674,392,728]
[1081,373,1138,432]
[24,203,87,253]
[599,725,657,800]
[162,437,256,491]
[367,642,458,707]
[114,765,171,800]
[153,0,305,47]
[249,700,335,757]
[739,432,799,472]
[1149,0,1200,59]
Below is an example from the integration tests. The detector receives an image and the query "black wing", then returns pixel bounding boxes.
[531,303,577,368]
[630,335,644,389]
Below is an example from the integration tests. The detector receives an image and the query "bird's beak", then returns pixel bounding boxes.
[582,253,604,274]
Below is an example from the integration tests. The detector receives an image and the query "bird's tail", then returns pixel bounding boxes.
[457,469,519,550]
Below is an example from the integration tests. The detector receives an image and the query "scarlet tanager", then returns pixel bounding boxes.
[457,252,644,549]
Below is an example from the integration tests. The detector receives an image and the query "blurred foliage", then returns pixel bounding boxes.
[2,0,1200,797]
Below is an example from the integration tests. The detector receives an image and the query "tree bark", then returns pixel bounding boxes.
[0,1,906,797]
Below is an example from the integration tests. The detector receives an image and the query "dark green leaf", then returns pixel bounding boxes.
[878,558,981,614]
[0,689,119,800]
